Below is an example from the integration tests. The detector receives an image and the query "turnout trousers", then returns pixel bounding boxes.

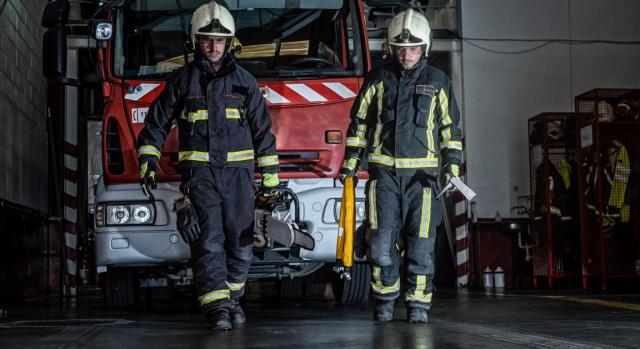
[365,168,443,309]
[182,166,255,311]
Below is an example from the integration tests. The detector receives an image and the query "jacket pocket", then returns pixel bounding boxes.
[182,99,209,137]
[414,94,432,128]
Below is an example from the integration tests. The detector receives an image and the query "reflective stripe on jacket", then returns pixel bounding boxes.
[137,53,279,174]
[345,59,462,177]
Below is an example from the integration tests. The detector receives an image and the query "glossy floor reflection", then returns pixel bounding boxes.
[1,285,639,349]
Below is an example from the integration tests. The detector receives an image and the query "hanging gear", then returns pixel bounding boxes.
[175,196,202,243]
[605,140,630,222]
[386,8,431,56]
[190,1,235,50]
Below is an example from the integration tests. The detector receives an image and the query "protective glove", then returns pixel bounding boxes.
[175,196,201,243]
[443,165,460,193]
[339,158,360,185]
[257,173,280,198]
[139,159,158,199]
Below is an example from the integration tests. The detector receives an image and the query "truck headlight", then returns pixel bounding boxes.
[95,202,156,226]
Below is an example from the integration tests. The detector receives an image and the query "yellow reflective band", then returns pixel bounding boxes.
[419,187,432,238]
[227,149,254,162]
[372,123,383,150]
[138,145,161,158]
[257,155,279,167]
[442,140,463,150]
[405,275,428,303]
[368,180,378,229]
[179,151,209,162]
[449,164,460,177]
[198,289,230,305]
[439,89,452,126]
[356,84,376,119]
[376,81,384,116]
[225,108,241,119]
[405,290,433,303]
[395,158,439,168]
[346,137,367,147]
[427,96,437,152]
[180,110,208,123]
[369,153,395,166]
[225,281,245,292]
[371,277,400,295]
[356,124,367,139]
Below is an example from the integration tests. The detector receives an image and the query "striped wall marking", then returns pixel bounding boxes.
[124,83,161,101]
[286,83,328,102]
[64,139,78,296]
[455,168,469,288]
[265,87,291,104]
[322,82,357,98]
[542,296,640,312]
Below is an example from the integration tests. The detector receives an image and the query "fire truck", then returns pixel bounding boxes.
[43,0,374,307]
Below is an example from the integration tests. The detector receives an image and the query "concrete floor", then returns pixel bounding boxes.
[1,286,639,349]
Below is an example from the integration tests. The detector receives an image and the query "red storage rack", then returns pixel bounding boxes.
[575,89,640,290]
[528,113,592,288]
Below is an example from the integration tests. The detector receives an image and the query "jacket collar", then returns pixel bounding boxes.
[194,50,236,77]
[396,58,427,79]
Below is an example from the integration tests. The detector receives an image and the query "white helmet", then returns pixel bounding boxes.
[190,1,235,50]
[387,8,431,56]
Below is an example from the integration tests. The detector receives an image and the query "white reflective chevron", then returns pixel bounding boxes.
[124,83,161,101]
[265,87,290,104]
[286,83,327,102]
[323,82,356,98]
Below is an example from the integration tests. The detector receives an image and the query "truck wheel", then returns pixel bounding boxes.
[278,277,303,299]
[103,268,137,309]
[332,263,370,303]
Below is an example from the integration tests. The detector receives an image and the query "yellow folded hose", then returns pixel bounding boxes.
[337,176,355,267]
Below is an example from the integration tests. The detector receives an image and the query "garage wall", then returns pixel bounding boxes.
[0,0,48,212]
[460,0,640,218]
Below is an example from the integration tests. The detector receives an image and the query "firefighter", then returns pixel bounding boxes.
[137,1,280,330]
[340,8,463,323]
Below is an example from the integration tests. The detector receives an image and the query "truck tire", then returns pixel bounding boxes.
[332,263,370,303]
[278,277,303,299]
[103,268,137,309]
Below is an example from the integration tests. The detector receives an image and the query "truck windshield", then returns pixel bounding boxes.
[113,0,364,79]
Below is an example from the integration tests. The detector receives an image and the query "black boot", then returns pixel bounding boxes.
[230,299,246,325]
[373,300,395,322]
[407,307,428,323]
[206,308,232,330]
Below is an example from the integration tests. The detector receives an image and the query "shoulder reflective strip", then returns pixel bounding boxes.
[369,153,395,166]
[179,151,209,162]
[427,95,437,152]
[265,87,290,104]
[124,83,161,101]
[180,110,208,122]
[395,158,439,168]
[286,84,328,102]
[419,188,432,238]
[227,149,254,162]
[138,145,161,158]
[225,281,245,292]
[257,155,279,167]
[346,137,367,147]
[322,82,356,98]
[225,108,241,119]
[439,89,452,126]
[371,277,400,295]
[356,84,376,120]
[368,180,378,229]
[198,289,230,305]
[442,141,463,150]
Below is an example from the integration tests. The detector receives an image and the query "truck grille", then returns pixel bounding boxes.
[106,118,124,174]
[277,152,320,172]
